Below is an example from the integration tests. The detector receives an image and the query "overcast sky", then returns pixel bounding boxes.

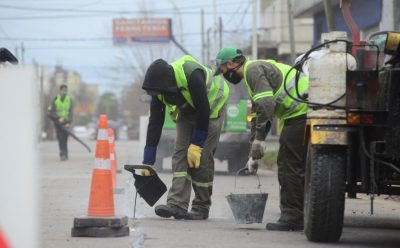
[0,0,254,93]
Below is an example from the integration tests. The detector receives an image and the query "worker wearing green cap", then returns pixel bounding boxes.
[215,46,308,231]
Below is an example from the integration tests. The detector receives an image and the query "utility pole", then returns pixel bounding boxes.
[21,42,25,66]
[252,0,258,60]
[213,0,217,57]
[323,0,336,32]
[14,47,19,63]
[207,27,212,64]
[39,63,45,141]
[201,9,205,64]
[168,0,184,44]
[219,16,223,50]
[287,0,296,63]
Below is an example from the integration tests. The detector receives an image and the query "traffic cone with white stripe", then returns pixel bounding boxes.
[71,115,129,238]
[108,128,117,189]
[87,115,114,216]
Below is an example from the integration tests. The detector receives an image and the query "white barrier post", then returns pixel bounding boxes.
[0,66,39,248]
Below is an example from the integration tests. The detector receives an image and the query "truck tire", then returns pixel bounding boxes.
[304,144,346,242]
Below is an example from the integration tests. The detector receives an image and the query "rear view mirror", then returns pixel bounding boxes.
[0,48,18,65]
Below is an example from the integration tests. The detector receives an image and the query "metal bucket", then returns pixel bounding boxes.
[226,168,268,224]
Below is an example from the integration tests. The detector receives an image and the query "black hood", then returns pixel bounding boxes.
[142,59,177,94]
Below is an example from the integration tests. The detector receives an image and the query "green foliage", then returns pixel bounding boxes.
[96,92,119,121]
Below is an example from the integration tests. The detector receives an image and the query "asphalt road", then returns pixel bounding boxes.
[40,140,400,248]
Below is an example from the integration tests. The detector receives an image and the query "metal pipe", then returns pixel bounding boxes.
[287,0,296,63]
[252,0,258,60]
[323,0,336,32]
[201,9,205,64]
[207,27,212,64]
[341,0,360,55]
[219,16,223,50]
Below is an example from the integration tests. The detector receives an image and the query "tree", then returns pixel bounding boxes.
[96,92,119,121]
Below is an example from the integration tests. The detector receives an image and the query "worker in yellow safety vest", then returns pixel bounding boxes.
[141,55,229,220]
[49,84,73,161]
[215,46,308,231]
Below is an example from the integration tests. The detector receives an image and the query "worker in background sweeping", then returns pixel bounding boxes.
[141,55,229,220]
[49,84,73,161]
[214,46,308,231]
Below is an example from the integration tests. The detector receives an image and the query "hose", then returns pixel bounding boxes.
[283,39,352,109]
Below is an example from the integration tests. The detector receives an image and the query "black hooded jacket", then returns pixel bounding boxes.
[142,59,210,147]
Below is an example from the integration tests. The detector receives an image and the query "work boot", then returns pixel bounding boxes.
[266,221,303,231]
[185,208,209,220]
[154,204,187,220]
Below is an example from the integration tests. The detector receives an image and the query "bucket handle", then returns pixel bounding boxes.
[234,167,262,193]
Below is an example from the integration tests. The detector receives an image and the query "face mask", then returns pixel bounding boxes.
[223,64,243,84]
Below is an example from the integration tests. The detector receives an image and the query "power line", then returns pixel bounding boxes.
[24,43,203,50]
[0,1,249,14]
[0,37,111,41]
[41,64,137,69]
[224,0,245,29]
[0,11,284,21]
[0,13,105,20]
[0,24,309,42]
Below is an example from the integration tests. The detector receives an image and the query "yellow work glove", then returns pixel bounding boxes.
[58,117,65,124]
[140,164,154,176]
[187,144,202,169]
[141,169,151,176]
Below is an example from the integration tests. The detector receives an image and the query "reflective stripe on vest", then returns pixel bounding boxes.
[54,95,71,119]
[243,60,308,121]
[171,55,229,119]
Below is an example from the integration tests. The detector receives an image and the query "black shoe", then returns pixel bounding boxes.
[185,209,209,220]
[60,155,67,161]
[266,221,303,231]
[155,204,187,219]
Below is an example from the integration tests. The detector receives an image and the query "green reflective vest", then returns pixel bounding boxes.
[243,59,308,122]
[157,95,178,121]
[159,55,229,121]
[54,94,71,119]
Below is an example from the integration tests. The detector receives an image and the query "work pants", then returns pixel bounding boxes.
[277,114,307,225]
[55,124,69,159]
[167,107,225,212]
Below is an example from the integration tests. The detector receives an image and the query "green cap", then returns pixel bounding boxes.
[214,46,243,75]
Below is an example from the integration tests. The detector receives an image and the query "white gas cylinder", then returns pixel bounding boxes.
[308,31,357,118]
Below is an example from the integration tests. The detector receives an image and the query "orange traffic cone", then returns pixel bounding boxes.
[87,114,115,217]
[0,228,11,248]
[108,128,117,189]
[72,115,129,237]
